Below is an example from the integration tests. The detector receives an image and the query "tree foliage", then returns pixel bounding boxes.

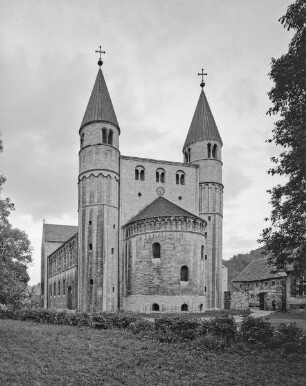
[260,0,306,271]
[0,138,32,306]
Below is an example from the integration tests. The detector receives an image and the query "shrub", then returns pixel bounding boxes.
[272,323,306,353]
[155,317,200,342]
[196,333,226,351]
[89,313,111,329]
[240,316,274,345]
[198,319,211,336]
[128,319,155,335]
[208,313,237,340]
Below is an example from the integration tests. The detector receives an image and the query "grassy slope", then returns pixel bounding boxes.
[1,320,306,386]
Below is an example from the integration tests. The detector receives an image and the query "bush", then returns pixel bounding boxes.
[128,319,155,335]
[155,317,200,342]
[240,316,274,345]
[198,319,211,336]
[208,313,237,340]
[89,313,110,329]
[196,333,226,351]
[272,322,306,353]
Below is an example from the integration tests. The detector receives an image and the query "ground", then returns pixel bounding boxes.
[1,319,306,385]
[267,311,306,331]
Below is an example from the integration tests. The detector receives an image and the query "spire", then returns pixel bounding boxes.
[80,68,119,131]
[183,78,222,150]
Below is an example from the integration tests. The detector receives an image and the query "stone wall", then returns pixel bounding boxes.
[230,291,249,310]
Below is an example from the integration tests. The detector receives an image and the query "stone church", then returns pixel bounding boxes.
[41,55,224,313]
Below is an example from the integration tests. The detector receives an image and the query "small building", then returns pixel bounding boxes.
[232,258,286,310]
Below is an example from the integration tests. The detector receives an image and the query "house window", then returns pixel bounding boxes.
[297,276,306,296]
[152,303,160,311]
[152,243,161,259]
[135,166,145,181]
[255,282,259,287]
[181,304,188,311]
[250,294,254,299]
[176,170,185,185]
[156,168,165,183]
[180,266,188,281]
[264,281,269,287]
[271,281,276,287]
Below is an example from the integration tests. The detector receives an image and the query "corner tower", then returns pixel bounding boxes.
[183,70,223,309]
[78,52,120,312]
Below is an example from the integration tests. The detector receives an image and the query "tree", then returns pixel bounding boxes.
[260,0,306,272]
[0,138,32,307]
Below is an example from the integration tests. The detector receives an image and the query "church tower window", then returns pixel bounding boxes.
[212,144,217,158]
[156,168,166,183]
[207,143,212,158]
[152,242,161,259]
[102,128,107,144]
[201,245,204,260]
[180,266,189,281]
[108,130,113,145]
[184,148,191,163]
[80,133,84,149]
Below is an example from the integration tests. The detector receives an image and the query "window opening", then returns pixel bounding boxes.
[108,130,113,145]
[63,280,66,295]
[212,144,217,158]
[180,265,188,281]
[181,304,188,311]
[80,133,84,149]
[102,128,107,144]
[140,170,145,181]
[135,169,139,180]
[156,168,165,183]
[207,143,211,158]
[152,303,160,311]
[152,242,161,259]
[90,279,94,285]
[201,245,204,260]
[111,248,114,254]
[89,243,93,251]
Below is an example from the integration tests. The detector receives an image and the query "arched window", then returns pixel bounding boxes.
[207,143,212,158]
[135,166,145,181]
[180,266,188,281]
[102,128,107,144]
[156,168,166,183]
[152,303,160,311]
[63,279,66,295]
[184,148,191,163]
[176,170,185,185]
[212,144,217,158]
[181,304,188,311]
[58,281,61,295]
[80,133,84,149]
[108,130,113,145]
[152,242,161,259]
[53,282,56,297]
[201,245,204,260]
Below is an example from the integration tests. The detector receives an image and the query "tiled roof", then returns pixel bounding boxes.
[80,68,119,130]
[232,258,287,282]
[43,224,78,243]
[125,196,203,225]
[183,90,222,149]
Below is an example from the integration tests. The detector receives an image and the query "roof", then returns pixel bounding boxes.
[125,196,204,226]
[43,224,78,243]
[80,68,119,130]
[232,258,287,282]
[183,89,222,149]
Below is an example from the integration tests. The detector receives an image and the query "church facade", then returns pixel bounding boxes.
[41,59,224,313]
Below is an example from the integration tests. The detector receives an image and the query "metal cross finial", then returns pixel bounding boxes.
[198,68,207,89]
[95,45,105,67]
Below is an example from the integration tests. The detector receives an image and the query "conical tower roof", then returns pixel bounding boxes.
[125,196,204,226]
[183,89,222,149]
[80,68,119,131]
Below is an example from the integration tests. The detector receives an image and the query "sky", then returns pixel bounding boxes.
[0,0,293,285]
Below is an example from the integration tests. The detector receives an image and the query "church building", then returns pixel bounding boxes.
[41,51,224,313]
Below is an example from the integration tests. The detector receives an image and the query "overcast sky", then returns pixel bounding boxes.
[0,0,292,285]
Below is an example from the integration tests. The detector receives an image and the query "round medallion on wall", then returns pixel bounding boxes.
[156,186,165,196]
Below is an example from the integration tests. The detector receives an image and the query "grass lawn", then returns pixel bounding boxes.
[1,319,306,385]
[267,311,306,331]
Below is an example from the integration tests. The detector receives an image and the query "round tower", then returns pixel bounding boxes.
[78,56,120,312]
[182,72,223,309]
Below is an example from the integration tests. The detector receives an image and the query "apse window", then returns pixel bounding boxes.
[135,166,145,181]
[181,304,188,311]
[152,242,161,259]
[180,265,189,281]
[152,303,160,311]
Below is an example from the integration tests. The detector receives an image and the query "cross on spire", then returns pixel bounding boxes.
[198,68,207,89]
[95,45,105,67]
